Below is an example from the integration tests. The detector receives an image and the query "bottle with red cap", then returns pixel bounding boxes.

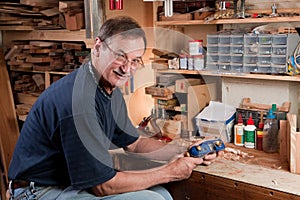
[244,114,256,148]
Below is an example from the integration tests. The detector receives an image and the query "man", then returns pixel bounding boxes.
[8,16,218,200]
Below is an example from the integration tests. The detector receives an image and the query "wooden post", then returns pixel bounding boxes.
[0,49,20,194]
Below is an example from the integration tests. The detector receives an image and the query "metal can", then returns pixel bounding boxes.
[189,40,203,55]
[194,55,204,70]
[188,55,194,70]
[179,54,188,70]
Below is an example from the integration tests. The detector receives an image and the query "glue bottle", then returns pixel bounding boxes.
[234,113,245,146]
[255,111,264,151]
[244,115,256,148]
[263,109,279,153]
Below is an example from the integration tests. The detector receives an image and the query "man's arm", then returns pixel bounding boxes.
[123,136,187,161]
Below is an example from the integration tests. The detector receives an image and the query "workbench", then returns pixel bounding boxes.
[111,144,300,200]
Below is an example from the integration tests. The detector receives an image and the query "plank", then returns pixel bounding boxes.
[287,114,300,174]
[0,49,19,184]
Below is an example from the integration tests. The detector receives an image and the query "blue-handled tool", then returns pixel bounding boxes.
[186,139,225,158]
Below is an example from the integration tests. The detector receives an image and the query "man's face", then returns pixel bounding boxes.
[94,35,145,89]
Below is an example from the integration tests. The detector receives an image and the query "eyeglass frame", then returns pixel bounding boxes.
[102,40,145,70]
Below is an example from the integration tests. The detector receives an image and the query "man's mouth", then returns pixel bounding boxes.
[113,69,131,78]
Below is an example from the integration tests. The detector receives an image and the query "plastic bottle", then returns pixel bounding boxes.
[244,115,256,148]
[234,113,245,146]
[255,111,264,150]
[263,109,279,153]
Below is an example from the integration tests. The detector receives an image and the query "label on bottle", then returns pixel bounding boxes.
[244,129,255,148]
[234,125,244,146]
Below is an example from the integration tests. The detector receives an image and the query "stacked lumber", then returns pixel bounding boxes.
[7,40,90,72]
[0,0,84,30]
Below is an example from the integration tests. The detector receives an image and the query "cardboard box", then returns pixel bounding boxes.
[175,78,203,93]
[195,101,236,142]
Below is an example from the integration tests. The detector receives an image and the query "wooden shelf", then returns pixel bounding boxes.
[2,29,94,48]
[10,68,71,76]
[157,69,300,82]
[155,16,300,26]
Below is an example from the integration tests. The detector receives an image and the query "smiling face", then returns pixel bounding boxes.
[92,35,145,93]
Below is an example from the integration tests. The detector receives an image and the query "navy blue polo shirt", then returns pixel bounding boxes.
[8,62,139,189]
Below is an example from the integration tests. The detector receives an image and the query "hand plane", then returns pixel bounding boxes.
[185,139,225,158]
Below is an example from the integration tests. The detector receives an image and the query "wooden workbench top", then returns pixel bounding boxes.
[194,151,300,196]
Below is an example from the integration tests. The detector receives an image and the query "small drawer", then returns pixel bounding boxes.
[243,64,258,73]
[219,45,230,54]
[272,34,287,45]
[258,45,272,55]
[230,63,243,73]
[207,35,219,44]
[271,55,287,65]
[231,35,244,45]
[230,45,243,54]
[244,55,257,64]
[219,35,231,44]
[257,55,271,65]
[231,54,243,63]
[244,34,257,45]
[206,62,218,70]
[206,53,218,62]
[272,45,287,55]
[207,45,218,54]
[271,63,287,73]
[257,64,272,73]
[258,35,272,45]
[244,44,258,54]
[219,54,231,63]
[218,62,231,72]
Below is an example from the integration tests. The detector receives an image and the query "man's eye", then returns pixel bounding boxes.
[132,59,141,63]
[117,53,126,59]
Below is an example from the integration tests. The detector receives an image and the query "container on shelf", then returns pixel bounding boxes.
[230,63,243,73]
[243,64,258,73]
[271,63,287,74]
[218,54,231,63]
[218,62,231,72]
[257,64,272,73]
[206,62,218,71]
[231,54,243,63]
[258,35,272,45]
[207,45,219,53]
[207,34,219,44]
[194,55,205,70]
[272,34,287,45]
[244,34,258,45]
[258,45,272,55]
[219,45,230,54]
[271,55,287,65]
[272,45,287,55]
[231,34,244,45]
[244,44,258,54]
[219,35,231,44]
[189,40,203,55]
[230,45,243,54]
[244,55,257,64]
[257,55,271,65]
[206,53,218,62]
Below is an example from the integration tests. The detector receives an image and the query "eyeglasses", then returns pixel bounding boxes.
[103,41,144,70]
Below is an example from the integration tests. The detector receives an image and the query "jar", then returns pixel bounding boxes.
[189,40,203,55]
[193,55,204,70]
[179,54,188,70]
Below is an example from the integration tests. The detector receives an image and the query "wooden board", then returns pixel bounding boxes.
[0,49,19,189]
[287,114,300,174]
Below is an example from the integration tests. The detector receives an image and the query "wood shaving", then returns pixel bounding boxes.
[223,147,254,161]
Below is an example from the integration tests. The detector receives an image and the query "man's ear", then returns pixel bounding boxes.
[93,37,102,57]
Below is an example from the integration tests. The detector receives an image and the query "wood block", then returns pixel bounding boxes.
[64,12,84,31]
[59,1,84,12]
[287,114,300,174]
[279,120,288,162]
[194,11,213,20]
[159,13,193,21]
[15,92,38,105]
